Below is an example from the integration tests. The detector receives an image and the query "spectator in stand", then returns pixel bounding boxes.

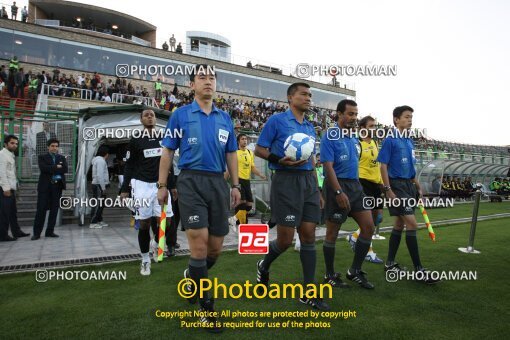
[176,42,183,54]
[27,73,39,104]
[162,41,169,51]
[51,68,60,81]
[1,6,8,19]
[77,73,85,85]
[102,91,111,102]
[7,69,15,97]
[14,67,24,98]
[169,34,176,52]
[11,1,17,20]
[0,65,7,84]
[21,5,27,22]
[39,70,49,86]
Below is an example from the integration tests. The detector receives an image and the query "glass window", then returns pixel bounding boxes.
[191,39,199,52]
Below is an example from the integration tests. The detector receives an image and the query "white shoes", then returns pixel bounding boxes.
[228,216,238,233]
[140,261,151,276]
[99,221,109,227]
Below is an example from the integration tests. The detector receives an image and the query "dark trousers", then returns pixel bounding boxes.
[7,84,15,97]
[33,183,62,236]
[14,85,24,98]
[90,184,104,223]
[0,188,22,238]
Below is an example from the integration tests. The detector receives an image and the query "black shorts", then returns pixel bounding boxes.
[388,178,418,216]
[359,178,383,210]
[177,170,230,236]
[270,170,320,227]
[324,178,367,224]
[239,178,253,203]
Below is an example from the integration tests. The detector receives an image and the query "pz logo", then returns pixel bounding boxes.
[238,224,269,254]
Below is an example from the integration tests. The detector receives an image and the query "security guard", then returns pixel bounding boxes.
[377,105,440,284]
[154,78,162,101]
[158,64,240,333]
[9,56,19,71]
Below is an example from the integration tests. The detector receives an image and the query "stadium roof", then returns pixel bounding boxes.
[30,0,156,34]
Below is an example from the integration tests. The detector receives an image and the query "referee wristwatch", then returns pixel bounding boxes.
[232,184,242,191]
[157,182,167,189]
[334,189,343,196]
[383,185,392,192]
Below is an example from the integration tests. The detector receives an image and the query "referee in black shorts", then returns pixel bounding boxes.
[377,105,440,284]
[255,82,329,311]
[320,100,375,289]
[158,64,241,332]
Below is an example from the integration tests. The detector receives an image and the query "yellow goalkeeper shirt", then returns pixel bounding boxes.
[237,149,254,180]
[359,139,383,184]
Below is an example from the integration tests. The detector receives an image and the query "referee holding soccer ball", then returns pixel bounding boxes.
[254,82,329,311]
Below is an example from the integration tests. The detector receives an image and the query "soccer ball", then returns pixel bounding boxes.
[283,133,315,161]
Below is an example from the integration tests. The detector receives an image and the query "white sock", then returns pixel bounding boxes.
[141,252,150,263]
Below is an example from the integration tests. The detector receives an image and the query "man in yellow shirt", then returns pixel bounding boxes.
[229,134,266,226]
[347,116,383,264]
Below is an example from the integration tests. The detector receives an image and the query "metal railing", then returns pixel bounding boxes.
[40,84,92,100]
[111,93,157,107]
[163,41,356,91]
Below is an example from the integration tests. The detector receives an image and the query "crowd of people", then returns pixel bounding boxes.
[1,61,507,162]
[431,176,510,199]
[437,176,476,200]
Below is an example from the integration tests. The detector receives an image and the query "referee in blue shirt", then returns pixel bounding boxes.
[158,64,241,332]
[377,105,439,284]
[320,99,375,289]
[255,82,329,311]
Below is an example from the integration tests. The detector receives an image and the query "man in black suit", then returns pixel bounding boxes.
[36,122,57,156]
[32,138,68,240]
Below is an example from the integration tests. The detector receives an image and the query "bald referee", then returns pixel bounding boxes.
[158,64,241,332]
